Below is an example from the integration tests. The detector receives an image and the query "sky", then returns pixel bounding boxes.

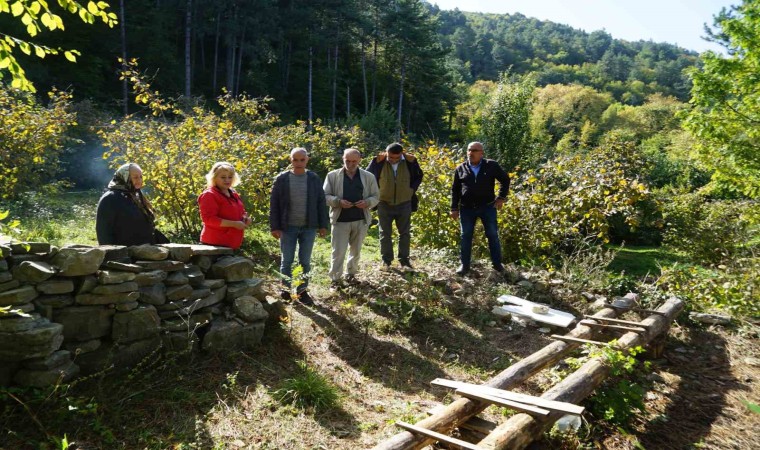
[429,0,737,54]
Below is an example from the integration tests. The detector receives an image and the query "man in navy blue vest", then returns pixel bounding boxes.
[450,141,510,276]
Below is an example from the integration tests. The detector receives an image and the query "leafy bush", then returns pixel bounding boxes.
[662,194,756,264]
[0,86,76,199]
[100,61,370,241]
[658,259,759,318]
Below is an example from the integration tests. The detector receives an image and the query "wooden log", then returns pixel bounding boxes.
[394,422,483,450]
[371,307,622,450]
[549,335,613,347]
[476,296,684,450]
[583,315,652,328]
[427,405,497,435]
[453,388,551,416]
[578,320,647,334]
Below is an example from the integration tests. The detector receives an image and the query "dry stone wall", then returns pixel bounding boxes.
[0,242,280,388]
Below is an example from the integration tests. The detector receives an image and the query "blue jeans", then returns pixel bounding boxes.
[459,205,502,268]
[280,226,318,293]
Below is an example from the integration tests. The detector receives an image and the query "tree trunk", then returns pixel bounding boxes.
[371,35,378,109]
[184,0,192,97]
[119,0,128,115]
[332,44,338,121]
[308,46,313,130]
[226,33,236,93]
[283,40,292,94]
[235,25,246,96]
[397,56,406,136]
[212,13,220,95]
[346,83,350,116]
[361,40,368,115]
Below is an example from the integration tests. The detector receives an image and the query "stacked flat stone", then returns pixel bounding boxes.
[0,242,274,388]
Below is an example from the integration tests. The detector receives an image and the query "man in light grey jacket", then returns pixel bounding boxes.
[323,148,379,288]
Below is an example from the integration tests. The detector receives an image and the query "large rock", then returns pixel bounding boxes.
[201,320,243,351]
[240,322,265,348]
[112,305,160,343]
[159,244,194,262]
[202,279,225,290]
[77,336,161,374]
[134,270,167,286]
[233,296,269,323]
[75,291,140,306]
[52,247,105,276]
[211,256,254,282]
[35,294,75,308]
[53,306,115,341]
[176,287,226,315]
[166,284,193,302]
[0,321,64,361]
[0,313,42,333]
[189,287,211,300]
[10,242,51,254]
[12,261,56,283]
[75,275,98,294]
[92,281,139,295]
[184,265,206,287]
[135,260,185,272]
[129,245,169,261]
[22,350,72,370]
[0,279,20,293]
[14,361,80,387]
[98,270,136,285]
[101,260,143,273]
[0,285,38,306]
[191,255,213,272]
[226,278,266,302]
[165,271,189,286]
[36,278,75,294]
[97,245,128,262]
[190,245,234,256]
[138,283,166,305]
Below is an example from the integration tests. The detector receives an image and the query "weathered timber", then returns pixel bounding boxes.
[454,388,550,416]
[476,296,683,450]
[395,422,483,450]
[432,380,582,415]
[427,406,497,435]
[578,320,647,334]
[602,303,667,315]
[583,315,652,328]
[549,335,613,347]
[371,307,622,450]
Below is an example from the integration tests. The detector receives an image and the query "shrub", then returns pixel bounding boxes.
[0,86,76,199]
[661,194,756,264]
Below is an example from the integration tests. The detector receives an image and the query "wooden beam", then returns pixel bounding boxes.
[432,379,583,415]
[454,388,550,416]
[394,422,483,450]
[372,307,623,450]
[603,303,667,315]
[476,297,684,450]
[578,320,647,334]
[549,335,612,347]
[583,315,652,328]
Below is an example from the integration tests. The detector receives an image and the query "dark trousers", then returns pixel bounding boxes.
[378,201,412,264]
[459,204,502,268]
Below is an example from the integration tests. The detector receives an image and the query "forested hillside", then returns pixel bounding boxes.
[0,0,698,137]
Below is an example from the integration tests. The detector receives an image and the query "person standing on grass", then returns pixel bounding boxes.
[323,148,379,290]
[269,148,328,306]
[366,142,424,271]
[198,162,251,250]
[450,141,510,276]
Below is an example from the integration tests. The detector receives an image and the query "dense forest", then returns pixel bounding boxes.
[0,0,699,138]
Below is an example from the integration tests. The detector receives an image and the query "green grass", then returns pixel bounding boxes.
[273,360,341,412]
[606,245,685,277]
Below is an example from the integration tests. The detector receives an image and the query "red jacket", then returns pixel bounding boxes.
[198,187,247,249]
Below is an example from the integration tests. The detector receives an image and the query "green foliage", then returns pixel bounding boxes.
[0,0,117,92]
[658,259,759,318]
[273,360,340,412]
[412,142,461,249]
[0,85,76,199]
[500,134,651,262]
[480,72,537,172]
[661,194,756,264]
[100,62,369,241]
[682,0,760,199]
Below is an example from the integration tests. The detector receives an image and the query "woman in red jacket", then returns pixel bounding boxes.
[198,162,252,249]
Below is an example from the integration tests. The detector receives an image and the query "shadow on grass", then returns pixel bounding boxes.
[607,245,686,277]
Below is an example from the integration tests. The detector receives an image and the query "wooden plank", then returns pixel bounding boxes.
[427,406,497,435]
[550,335,613,347]
[583,315,652,328]
[578,320,647,334]
[431,379,584,415]
[454,388,550,416]
[603,303,667,315]
[394,422,483,450]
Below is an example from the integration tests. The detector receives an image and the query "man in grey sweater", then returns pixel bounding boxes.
[270,148,328,305]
